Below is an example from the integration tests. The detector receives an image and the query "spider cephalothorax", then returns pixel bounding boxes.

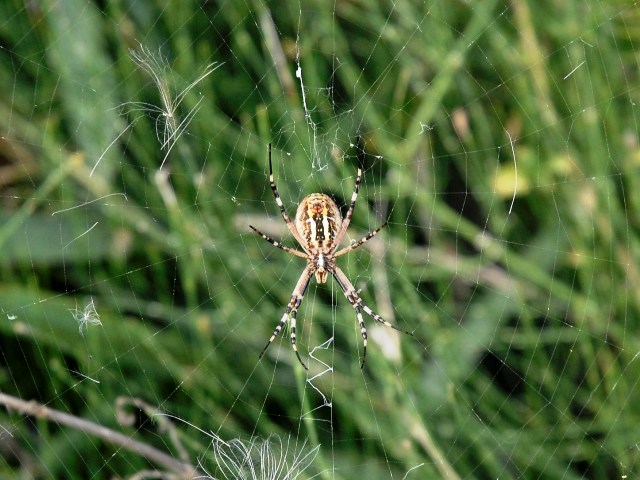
[250,143,411,369]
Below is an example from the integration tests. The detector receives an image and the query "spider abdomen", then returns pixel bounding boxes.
[295,193,342,255]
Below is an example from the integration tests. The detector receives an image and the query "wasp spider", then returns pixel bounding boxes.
[251,144,411,369]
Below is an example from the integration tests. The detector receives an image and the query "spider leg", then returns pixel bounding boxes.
[289,311,306,369]
[259,265,313,370]
[266,144,306,247]
[354,303,368,368]
[334,169,362,245]
[250,225,307,259]
[334,141,364,245]
[334,221,388,258]
[332,265,412,368]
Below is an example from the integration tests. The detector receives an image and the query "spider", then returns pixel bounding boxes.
[250,143,411,370]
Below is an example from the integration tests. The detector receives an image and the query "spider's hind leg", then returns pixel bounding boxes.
[289,311,307,370]
[331,265,412,368]
[259,311,288,359]
[354,304,368,368]
[259,308,308,370]
[259,266,313,370]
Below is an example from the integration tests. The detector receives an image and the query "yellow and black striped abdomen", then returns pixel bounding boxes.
[295,193,342,254]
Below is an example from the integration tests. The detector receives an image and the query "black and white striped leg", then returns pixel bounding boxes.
[259,310,289,358]
[356,296,412,336]
[334,221,388,258]
[332,265,412,368]
[249,225,307,259]
[289,311,306,370]
[335,166,363,243]
[333,137,365,244]
[267,144,306,246]
[354,304,368,368]
[259,266,313,370]
[268,143,292,225]
[332,269,369,367]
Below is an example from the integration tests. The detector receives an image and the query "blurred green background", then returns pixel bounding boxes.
[1,0,639,478]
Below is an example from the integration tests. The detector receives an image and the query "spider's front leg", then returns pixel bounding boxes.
[259,265,313,370]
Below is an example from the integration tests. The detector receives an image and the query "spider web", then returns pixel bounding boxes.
[1,1,639,479]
